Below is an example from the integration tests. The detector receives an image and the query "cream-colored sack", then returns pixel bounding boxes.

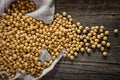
[0,0,65,80]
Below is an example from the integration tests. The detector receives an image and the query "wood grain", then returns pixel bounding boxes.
[42,0,120,80]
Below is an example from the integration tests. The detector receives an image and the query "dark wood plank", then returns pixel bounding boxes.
[42,0,120,80]
[55,0,120,15]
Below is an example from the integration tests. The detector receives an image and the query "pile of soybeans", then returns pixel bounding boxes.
[0,0,115,79]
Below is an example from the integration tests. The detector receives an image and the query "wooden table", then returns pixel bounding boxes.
[42,0,120,80]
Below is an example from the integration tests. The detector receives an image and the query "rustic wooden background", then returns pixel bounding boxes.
[42,0,120,80]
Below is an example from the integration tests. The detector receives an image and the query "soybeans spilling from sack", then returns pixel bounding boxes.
[0,0,119,79]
